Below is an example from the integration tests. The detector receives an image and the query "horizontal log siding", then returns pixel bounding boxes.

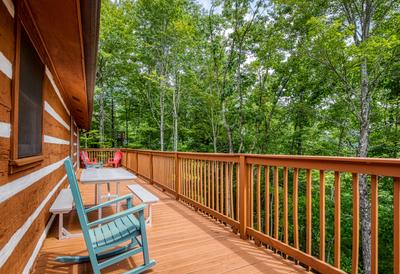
[0,2,74,272]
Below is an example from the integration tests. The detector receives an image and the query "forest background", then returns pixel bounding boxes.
[82,1,400,273]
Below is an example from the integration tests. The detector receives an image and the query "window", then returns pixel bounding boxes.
[10,23,45,173]
[17,29,44,158]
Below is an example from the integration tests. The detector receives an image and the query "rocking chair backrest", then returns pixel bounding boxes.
[80,151,87,166]
[114,151,122,166]
[64,158,90,230]
[83,151,90,161]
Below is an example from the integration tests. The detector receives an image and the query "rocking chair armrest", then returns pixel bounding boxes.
[85,194,133,213]
[88,203,147,227]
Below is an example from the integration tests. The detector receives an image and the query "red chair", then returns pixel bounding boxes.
[80,151,101,168]
[108,151,122,168]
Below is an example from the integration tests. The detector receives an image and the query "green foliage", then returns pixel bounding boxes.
[82,1,400,272]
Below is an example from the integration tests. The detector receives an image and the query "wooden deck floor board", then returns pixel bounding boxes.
[32,176,306,274]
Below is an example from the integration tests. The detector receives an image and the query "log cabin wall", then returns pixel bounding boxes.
[0,1,79,272]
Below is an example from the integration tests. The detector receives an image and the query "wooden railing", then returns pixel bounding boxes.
[83,148,118,164]
[82,148,400,274]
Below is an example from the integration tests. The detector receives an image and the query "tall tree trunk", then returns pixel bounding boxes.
[209,108,218,152]
[160,87,165,151]
[172,73,180,151]
[111,95,115,147]
[125,97,130,146]
[237,46,244,153]
[99,90,105,147]
[358,58,371,274]
[222,101,233,153]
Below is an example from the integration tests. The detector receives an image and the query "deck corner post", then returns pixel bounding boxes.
[175,153,180,200]
[239,155,248,240]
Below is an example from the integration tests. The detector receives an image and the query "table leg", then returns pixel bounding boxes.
[116,182,120,212]
[95,184,98,205]
[97,184,102,220]
[148,204,152,227]
[59,213,63,240]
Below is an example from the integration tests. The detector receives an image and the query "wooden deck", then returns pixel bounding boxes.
[32,175,306,274]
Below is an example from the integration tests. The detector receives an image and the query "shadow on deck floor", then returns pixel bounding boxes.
[32,177,306,274]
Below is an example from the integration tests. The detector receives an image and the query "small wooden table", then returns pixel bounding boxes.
[80,168,137,219]
[127,184,159,226]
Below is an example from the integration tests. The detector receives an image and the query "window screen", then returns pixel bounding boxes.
[18,30,44,158]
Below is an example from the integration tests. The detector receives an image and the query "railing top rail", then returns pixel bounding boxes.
[86,148,400,177]
[120,148,400,164]
[81,148,121,151]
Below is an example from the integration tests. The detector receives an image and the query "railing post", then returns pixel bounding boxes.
[239,155,248,240]
[175,153,180,200]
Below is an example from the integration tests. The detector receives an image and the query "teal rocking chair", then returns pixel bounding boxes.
[56,158,156,274]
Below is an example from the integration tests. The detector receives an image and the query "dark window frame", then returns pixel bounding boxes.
[9,21,44,173]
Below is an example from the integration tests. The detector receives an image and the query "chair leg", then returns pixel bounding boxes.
[139,212,150,265]
[107,183,111,200]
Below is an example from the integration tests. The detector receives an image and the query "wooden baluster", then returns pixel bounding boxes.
[283,167,288,250]
[320,170,326,261]
[175,154,180,199]
[230,163,234,219]
[208,161,211,208]
[187,159,191,199]
[334,171,341,268]
[265,166,270,236]
[182,159,185,196]
[225,162,229,216]
[193,160,196,201]
[293,168,299,263]
[192,160,196,201]
[149,154,153,184]
[236,164,240,221]
[371,175,378,274]
[194,160,197,201]
[197,160,200,203]
[257,165,261,231]
[203,160,206,205]
[220,162,224,214]
[352,173,359,274]
[394,177,400,274]
[199,160,203,204]
[190,160,193,200]
[188,159,190,198]
[239,155,248,239]
[274,167,279,240]
[306,169,312,264]
[212,161,215,210]
[216,161,219,212]
[250,165,254,228]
